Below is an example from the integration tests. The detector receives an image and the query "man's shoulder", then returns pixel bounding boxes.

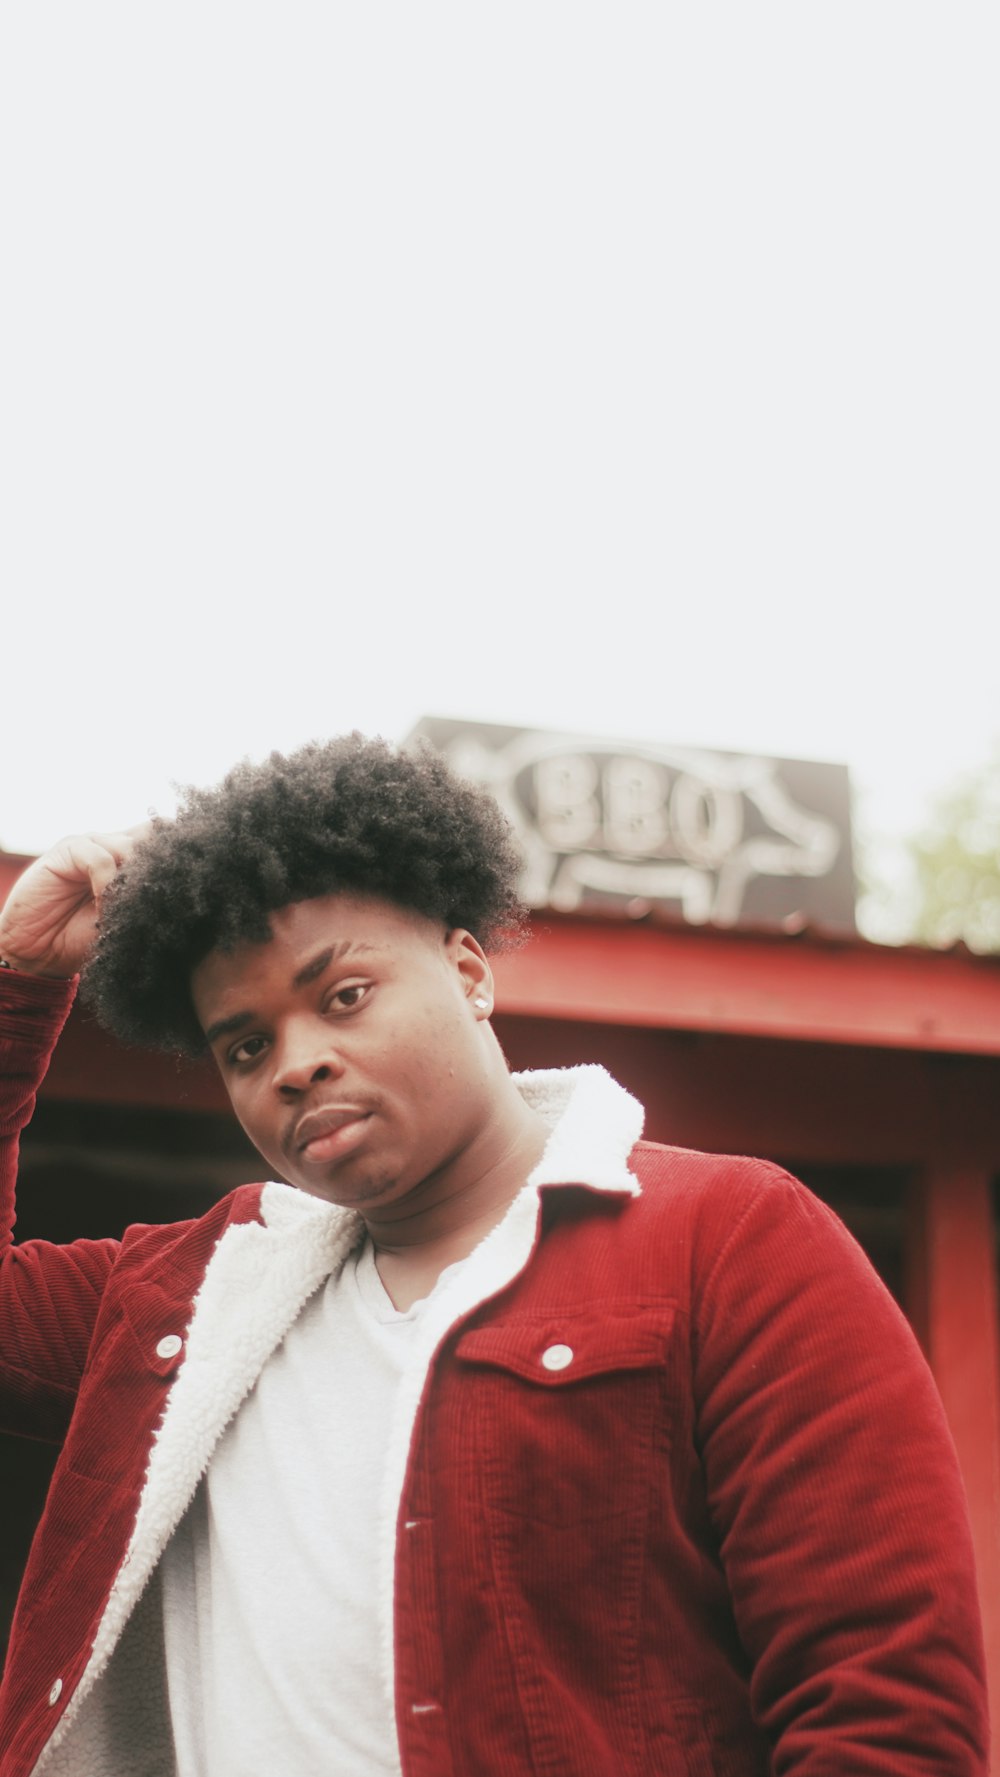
[537,1141,815,1308]
[618,1139,873,1311]
[627,1138,797,1219]
[607,1140,837,1289]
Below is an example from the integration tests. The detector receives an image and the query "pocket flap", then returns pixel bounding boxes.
[455,1304,677,1386]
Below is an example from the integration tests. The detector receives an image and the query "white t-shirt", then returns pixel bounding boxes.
[161,1210,533,1777]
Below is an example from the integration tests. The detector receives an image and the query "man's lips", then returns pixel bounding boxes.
[292,1107,372,1163]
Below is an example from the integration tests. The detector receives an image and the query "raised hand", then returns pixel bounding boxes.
[0,827,151,979]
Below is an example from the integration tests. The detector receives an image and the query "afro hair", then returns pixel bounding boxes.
[82,734,527,1054]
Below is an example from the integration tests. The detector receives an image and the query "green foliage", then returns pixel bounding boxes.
[909,748,1000,952]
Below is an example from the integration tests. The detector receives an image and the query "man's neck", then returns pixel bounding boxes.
[366,1092,549,1312]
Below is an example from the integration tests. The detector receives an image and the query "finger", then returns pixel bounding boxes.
[84,825,153,869]
[54,837,132,902]
[87,823,155,893]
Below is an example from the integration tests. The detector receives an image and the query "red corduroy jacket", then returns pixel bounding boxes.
[0,970,990,1775]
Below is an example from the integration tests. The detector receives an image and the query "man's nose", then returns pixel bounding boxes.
[273,1026,347,1097]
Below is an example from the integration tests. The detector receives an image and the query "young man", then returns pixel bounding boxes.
[0,735,989,1775]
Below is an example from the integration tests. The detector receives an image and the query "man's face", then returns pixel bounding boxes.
[191,893,496,1212]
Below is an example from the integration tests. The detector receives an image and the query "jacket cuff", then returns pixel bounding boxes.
[0,967,78,1046]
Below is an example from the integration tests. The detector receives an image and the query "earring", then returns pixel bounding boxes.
[474,997,490,1010]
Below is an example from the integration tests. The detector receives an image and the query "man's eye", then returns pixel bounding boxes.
[327,983,371,1012]
[230,1035,268,1065]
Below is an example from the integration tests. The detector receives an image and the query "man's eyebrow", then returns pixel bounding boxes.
[203,1010,255,1048]
[291,940,377,992]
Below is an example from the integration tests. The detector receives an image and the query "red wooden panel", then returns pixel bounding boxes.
[42,1013,227,1113]
[496,1018,1000,1171]
[493,915,1000,1055]
[918,1168,1000,1765]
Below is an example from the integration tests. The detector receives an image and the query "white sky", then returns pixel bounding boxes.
[1,7,997,932]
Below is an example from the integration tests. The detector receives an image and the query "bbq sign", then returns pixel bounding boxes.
[409,718,856,932]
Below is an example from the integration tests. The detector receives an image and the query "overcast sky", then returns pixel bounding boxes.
[2,6,997,937]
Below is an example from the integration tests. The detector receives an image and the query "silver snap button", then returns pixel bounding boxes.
[156,1334,183,1360]
[541,1343,574,1371]
[48,1678,63,1706]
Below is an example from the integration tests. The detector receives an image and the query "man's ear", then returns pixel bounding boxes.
[445,928,494,1014]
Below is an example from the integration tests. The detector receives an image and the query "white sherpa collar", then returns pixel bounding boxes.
[517,1063,643,1196]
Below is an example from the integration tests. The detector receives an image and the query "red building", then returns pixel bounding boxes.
[1,848,999,1757]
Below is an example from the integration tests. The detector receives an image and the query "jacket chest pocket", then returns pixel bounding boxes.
[453,1304,677,1530]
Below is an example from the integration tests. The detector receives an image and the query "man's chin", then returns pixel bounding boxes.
[291,1167,401,1210]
